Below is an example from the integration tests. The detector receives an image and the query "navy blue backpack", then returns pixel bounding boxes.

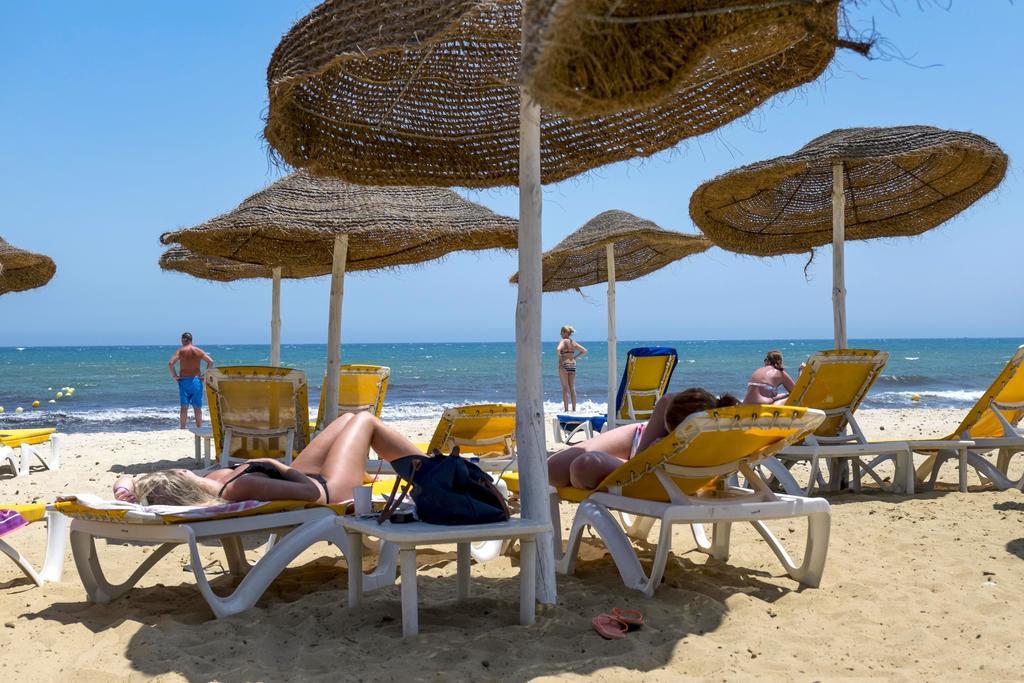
[380,447,510,526]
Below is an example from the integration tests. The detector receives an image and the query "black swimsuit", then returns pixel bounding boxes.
[217,462,331,503]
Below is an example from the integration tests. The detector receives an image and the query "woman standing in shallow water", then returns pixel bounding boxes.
[556,325,587,412]
[743,350,797,405]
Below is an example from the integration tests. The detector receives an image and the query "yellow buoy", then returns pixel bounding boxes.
[32,400,40,408]
[0,406,4,413]
[15,407,23,414]
[56,392,64,399]
[911,393,921,402]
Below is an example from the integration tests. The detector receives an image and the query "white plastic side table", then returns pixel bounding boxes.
[186,425,213,467]
[339,516,549,636]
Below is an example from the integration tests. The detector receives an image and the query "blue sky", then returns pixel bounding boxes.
[0,1,1019,346]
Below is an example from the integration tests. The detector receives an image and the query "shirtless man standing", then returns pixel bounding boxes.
[168,332,214,429]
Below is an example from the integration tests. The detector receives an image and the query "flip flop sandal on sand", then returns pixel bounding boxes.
[611,608,644,630]
[592,614,629,640]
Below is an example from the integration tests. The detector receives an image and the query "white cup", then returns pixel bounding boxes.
[353,485,372,516]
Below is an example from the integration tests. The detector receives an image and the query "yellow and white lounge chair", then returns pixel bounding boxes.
[311,365,391,432]
[555,405,830,596]
[763,349,917,495]
[614,346,678,424]
[0,427,61,477]
[552,346,677,443]
[414,403,516,469]
[59,494,398,619]
[206,366,311,468]
[878,345,1024,492]
[0,504,67,586]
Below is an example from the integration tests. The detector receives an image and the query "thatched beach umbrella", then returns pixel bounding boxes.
[0,237,56,295]
[159,245,325,365]
[521,0,845,118]
[162,171,518,424]
[263,0,845,605]
[690,126,1007,347]
[512,210,710,427]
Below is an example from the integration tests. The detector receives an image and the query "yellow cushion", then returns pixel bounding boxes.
[0,428,56,447]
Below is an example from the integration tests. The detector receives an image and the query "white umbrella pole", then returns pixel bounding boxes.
[518,88,556,606]
[323,235,348,426]
[270,266,282,367]
[605,243,617,430]
[832,161,847,349]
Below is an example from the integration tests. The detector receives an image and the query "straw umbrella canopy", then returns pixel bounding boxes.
[690,126,1008,347]
[512,210,710,426]
[521,0,845,118]
[0,237,56,295]
[159,245,326,365]
[262,0,848,607]
[162,171,518,424]
[265,0,848,188]
[160,244,327,281]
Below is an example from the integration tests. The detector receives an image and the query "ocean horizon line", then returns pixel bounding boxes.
[2,335,1021,350]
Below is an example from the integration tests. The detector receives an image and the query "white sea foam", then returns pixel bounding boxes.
[905,357,920,361]
[869,389,984,408]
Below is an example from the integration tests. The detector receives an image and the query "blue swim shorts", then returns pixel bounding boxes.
[178,377,204,408]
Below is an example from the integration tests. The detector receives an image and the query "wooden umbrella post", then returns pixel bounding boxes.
[605,243,617,430]
[831,161,847,350]
[517,89,557,607]
[323,235,348,426]
[270,267,282,367]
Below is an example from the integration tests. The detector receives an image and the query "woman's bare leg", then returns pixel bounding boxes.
[319,413,421,502]
[559,368,570,411]
[292,412,357,469]
[547,425,635,487]
[567,370,578,411]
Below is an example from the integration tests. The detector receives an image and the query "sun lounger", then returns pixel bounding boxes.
[554,405,830,596]
[552,346,677,442]
[761,349,917,495]
[0,504,68,586]
[59,494,398,619]
[311,365,390,432]
[0,428,61,477]
[871,345,1024,492]
[206,366,311,467]
[411,404,516,470]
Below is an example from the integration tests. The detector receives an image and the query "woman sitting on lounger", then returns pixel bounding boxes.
[112,412,417,506]
[743,350,796,405]
[548,388,739,490]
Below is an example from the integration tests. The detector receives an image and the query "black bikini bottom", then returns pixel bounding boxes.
[309,473,331,504]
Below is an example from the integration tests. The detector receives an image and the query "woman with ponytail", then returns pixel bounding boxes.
[743,350,797,405]
[548,388,739,490]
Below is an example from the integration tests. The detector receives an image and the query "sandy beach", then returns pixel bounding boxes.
[2,408,1023,681]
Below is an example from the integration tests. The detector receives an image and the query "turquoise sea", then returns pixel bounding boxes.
[0,338,1020,433]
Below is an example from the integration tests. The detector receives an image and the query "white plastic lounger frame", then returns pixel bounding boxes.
[0,509,68,586]
[556,469,831,596]
[0,435,62,477]
[766,351,918,495]
[555,410,831,596]
[68,508,398,619]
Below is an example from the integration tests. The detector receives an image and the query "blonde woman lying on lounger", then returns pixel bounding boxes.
[548,388,739,490]
[112,412,417,506]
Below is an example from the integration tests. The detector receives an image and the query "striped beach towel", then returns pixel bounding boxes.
[0,508,28,537]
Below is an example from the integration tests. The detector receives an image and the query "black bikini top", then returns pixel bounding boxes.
[218,462,287,498]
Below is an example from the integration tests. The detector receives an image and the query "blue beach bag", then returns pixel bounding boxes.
[381,447,510,526]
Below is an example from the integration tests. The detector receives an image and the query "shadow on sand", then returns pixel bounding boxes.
[14,535,819,681]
